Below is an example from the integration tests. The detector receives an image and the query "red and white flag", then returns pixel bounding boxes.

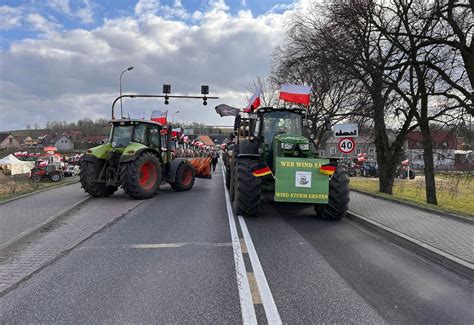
[243,92,261,113]
[279,84,311,106]
[151,110,168,125]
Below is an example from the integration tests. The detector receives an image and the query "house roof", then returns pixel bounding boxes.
[209,134,227,145]
[0,133,13,142]
[407,131,457,149]
[198,135,215,146]
[39,133,72,145]
[81,135,108,144]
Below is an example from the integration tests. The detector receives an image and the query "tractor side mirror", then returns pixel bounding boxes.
[234,115,241,131]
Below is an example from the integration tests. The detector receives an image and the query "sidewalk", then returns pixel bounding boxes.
[0,183,88,251]
[349,191,474,267]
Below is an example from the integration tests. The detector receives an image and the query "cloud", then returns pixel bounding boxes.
[48,0,95,24]
[0,0,301,131]
[25,13,61,35]
[0,5,24,31]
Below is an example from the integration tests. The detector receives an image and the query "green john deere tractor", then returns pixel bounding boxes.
[227,107,349,219]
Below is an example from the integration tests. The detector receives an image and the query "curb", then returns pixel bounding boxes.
[347,210,474,280]
[0,196,92,256]
[0,179,80,205]
[350,188,474,224]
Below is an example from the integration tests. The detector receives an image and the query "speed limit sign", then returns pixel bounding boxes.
[338,137,355,154]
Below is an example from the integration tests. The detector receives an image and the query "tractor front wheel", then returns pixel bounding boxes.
[50,171,62,182]
[120,152,161,199]
[80,159,118,197]
[314,164,350,220]
[170,162,195,191]
[233,158,261,217]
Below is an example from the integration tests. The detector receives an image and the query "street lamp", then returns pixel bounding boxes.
[119,66,134,118]
[172,110,180,122]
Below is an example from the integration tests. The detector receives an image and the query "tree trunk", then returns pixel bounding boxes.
[371,87,398,194]
[419,121,438,205]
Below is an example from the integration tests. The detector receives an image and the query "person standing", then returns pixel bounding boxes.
[211,152,219,172]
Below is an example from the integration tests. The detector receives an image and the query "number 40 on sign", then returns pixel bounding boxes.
[338,137,355,154]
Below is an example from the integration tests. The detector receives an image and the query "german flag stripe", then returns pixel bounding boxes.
[253,167,272,177]
[320,165,337,176]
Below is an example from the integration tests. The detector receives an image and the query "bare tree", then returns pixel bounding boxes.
[273,0,420,194]
[248,76,279,107]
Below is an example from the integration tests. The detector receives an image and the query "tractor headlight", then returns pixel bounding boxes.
[281,143,293,150]
[299,144,310,151]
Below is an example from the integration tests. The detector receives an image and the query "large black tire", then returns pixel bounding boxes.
[225,163,231,190]
[80,159,118,197]
[120,152,161,199]
[233,158,261,217]
[314,164,350,220]
[31,174,42,182]
[170,162,195,191]
[409,170,415,179]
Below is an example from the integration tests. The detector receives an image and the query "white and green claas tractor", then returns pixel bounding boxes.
[80,118,195,199]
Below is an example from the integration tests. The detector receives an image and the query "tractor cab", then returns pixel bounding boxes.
[109,119,162,150]
[254,107,310,169]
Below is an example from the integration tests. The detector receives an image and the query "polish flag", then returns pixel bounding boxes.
[243,92,261,113]
[279,84,311,106]
[151,110,168,125]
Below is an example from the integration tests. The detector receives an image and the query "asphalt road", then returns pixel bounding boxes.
[0,166,472,324]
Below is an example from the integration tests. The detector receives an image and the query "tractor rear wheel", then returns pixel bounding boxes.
[31,174,42,182]
[170,162,195,191]
[120,152,161,199]
[314,164,350,220]
[80,159,118,197]
[233,158,261,217]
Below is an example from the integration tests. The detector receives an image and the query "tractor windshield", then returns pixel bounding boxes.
[262,111,303,143]
[111,125,133,147]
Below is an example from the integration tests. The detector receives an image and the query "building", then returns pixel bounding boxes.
[209,134,227,145]
[80,135,109,145]
[0,133,20,149]
[319,134,377,160]
[40,133,75,151]
[405,131,457,170]
[197,135,216,147]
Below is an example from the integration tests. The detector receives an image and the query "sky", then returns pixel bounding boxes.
[0,0,311,131]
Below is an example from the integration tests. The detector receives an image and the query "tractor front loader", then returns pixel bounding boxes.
[228,107,349,219]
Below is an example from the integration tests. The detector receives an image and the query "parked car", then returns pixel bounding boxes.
[63,165,80,177]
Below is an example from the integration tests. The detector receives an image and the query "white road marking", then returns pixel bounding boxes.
[130,242,232,249]
[221,165,258,325]
[238,215,283,324]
